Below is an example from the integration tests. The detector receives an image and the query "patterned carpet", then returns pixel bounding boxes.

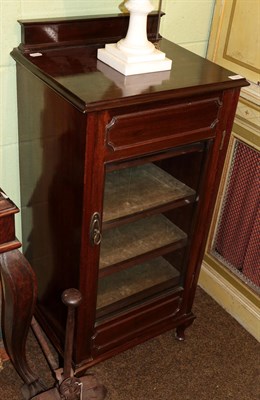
[0,287,259,400]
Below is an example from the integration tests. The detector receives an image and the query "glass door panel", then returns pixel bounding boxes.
[96,141,211,320]
[103,163,196,224]
[97,256,181,318]
[100,214,187,271]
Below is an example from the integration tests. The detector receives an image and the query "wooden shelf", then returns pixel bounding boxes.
[103,163,195,225]
[99,214,187,272]
[97,257,180,311]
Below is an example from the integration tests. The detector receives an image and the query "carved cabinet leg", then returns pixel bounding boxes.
[175,325,187,341]
[0,250,46,398]
[175,316,196,341]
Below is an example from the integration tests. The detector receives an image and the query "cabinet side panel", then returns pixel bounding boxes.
[16,64,87,340]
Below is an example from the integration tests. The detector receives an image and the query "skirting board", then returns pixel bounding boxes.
[199,261,260,342]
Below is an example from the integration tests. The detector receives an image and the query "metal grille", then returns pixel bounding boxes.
[212,140,260,293]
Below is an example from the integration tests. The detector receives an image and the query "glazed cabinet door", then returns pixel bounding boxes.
[91,139,213,356]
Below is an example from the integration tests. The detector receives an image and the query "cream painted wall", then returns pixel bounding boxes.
[161,0,215,56]
[0,0,215,240]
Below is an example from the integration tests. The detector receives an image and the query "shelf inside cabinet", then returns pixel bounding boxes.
[97,257,180,313]
[99,214,187,274]
[103,163,196,227]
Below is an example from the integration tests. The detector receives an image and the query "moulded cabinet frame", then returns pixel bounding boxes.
[181,87,242,313]
[75,111,108,365]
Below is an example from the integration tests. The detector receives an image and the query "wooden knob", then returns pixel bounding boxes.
[62,288,82,308]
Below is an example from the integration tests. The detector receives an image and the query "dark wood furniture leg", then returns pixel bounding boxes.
[0,189,45,399]
[175,317,195,341]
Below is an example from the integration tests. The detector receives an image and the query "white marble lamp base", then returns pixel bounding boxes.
[97,0,172,76]
[97,44,172,76]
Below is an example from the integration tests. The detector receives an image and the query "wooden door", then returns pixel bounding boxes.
[207,0,260,84]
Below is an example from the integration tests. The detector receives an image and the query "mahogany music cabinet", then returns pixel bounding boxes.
[11,14,248,372]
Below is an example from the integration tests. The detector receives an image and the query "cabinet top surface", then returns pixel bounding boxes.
[11,16,248,112]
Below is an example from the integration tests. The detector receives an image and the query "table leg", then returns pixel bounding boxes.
[0,249,46,399]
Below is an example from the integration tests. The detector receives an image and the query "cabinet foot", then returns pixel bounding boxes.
[175,317,195,341]
[175,326,186,341]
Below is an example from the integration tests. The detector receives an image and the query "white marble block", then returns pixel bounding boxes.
[97,0,172,76]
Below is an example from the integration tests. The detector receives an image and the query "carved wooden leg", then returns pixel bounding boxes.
[175,325,186,341]
[0,250,46,399]
[175,316,196,341]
